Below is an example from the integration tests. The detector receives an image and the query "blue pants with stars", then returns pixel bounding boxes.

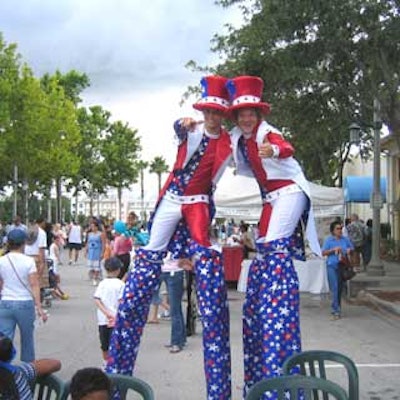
[242,237,302,399]
[190,243,231,400]
[106,245,232,400]
[106,248,165,376]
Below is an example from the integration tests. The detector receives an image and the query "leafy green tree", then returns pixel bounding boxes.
[149,156,169,194]
[137,160,149,220]
[0,35,22,190]
[190,0,399,185]
[0,35,82,221]
[102,120,142,219]
[68,106,111,217]
[39,75,81,222]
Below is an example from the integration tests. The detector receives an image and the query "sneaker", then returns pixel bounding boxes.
[169,345,182,354]
[330,314,341,321]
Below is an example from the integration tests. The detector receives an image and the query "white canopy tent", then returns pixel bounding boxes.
[214,168,344,241]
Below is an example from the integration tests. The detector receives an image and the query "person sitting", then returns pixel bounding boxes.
[0,332,61,399]
[240,223,256,259]
[69,367,111,400]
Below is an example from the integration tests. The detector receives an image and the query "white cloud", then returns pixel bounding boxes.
[0,0,242,194]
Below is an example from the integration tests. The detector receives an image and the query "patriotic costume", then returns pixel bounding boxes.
[106,76,233,400]
[227,76,321,398]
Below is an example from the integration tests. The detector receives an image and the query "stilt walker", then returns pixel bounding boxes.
[227,76,322,399]
[106,75,233,400]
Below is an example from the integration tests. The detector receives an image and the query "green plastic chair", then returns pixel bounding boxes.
[33,374,66,400]
[107,373,155,400]
[282,350,359,400]
[245,375,348,400]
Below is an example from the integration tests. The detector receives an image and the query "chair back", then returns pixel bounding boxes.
[33,374,66,400]
[245,375,348,400]
[107,373,154,400]
[282,350,359,400]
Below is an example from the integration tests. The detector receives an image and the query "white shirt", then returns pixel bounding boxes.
[24,227,47,256]
[48,243,60,273]
[68,225,82,244]
[0,252,37,300]
[93,278,125,325]
[161,257,184,273]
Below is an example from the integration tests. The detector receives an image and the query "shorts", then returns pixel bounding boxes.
[68,243,82,250]
[98,325,113,351]
[87,259,101,271]
[48,270,58,288]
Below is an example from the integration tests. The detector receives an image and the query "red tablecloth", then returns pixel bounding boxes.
[223,246,243,282]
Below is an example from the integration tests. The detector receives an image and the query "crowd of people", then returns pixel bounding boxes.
[0,73,377,400]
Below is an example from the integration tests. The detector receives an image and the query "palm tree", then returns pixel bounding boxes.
[137,160,148,221]
[149,156,169,194]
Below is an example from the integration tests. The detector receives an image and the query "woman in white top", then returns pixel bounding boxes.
[0,229,47,362]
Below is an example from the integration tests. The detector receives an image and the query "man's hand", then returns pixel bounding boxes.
[258,137,274,158]
[181,118,201,132]
[179,258,193,271]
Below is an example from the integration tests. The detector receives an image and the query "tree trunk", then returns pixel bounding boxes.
[89,196,94,217]
[140,169,145,222]
[157,174,162,194]
[47,186,52,222]
[56,177,62,223]
[75,191,79,219]
[117,187,122,220]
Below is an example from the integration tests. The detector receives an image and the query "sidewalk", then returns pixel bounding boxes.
[350,260,400,318]
[31,256,400,400]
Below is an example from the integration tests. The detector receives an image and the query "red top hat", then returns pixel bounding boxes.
[193,75,230,114]
[226,75,271,115]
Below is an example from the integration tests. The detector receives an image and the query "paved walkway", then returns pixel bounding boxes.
[26,255,400,399]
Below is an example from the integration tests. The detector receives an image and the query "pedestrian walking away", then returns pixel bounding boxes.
[0,229,48,362]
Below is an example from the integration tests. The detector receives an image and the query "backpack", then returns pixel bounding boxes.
[26,225,39,245]
[347,222,365,247]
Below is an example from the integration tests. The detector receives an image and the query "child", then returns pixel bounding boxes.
[70,367,111,400]
[48,235,69,300]
[112,220,133,280]
[93,257,125,363]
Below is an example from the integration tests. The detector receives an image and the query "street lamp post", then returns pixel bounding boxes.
[349,98,385,276]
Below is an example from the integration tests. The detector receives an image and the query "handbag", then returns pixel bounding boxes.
[338,255,356,281]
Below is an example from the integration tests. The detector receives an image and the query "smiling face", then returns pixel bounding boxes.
[236,108,261,135]
[202,108,224,134]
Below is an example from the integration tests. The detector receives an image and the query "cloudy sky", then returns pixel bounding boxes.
[0,0,242,196]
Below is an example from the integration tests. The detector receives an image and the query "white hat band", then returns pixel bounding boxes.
[197,96,230,108]
[232,95,261,106]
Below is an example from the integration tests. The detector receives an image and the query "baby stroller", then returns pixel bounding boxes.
[46,258,69,301]
[40,259,53,308]
[185,270,197,336]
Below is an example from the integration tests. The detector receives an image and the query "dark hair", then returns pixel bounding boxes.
[0,336,19,399]
[6,241,23,252]
[330,221,342,234]
[70,368,111,400]
[104,257,122,272]
[232,107,262,122]
[36,216,46,225]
